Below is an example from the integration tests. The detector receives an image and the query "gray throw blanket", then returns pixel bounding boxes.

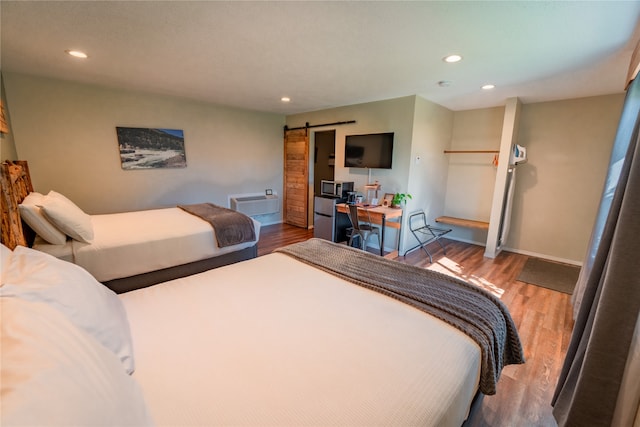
[178,203,256,248]
[275,238,525,395]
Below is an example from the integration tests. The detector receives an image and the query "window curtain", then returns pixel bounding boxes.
[552,75,640,426]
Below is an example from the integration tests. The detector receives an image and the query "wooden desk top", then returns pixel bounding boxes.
[336,203,403,222]
[335,203,402,257]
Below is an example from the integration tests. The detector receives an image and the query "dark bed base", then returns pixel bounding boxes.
[461,390,484,426]
[103,244,258,294]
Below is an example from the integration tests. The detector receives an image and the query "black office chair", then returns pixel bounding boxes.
[346,204,381,252]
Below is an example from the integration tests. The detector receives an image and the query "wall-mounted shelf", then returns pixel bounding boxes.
[435,216,489,230]
[443,150,499,154]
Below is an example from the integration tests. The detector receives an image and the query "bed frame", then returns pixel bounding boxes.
[1,160,257,293]
[1,160,35,249]
[102,246,256,293]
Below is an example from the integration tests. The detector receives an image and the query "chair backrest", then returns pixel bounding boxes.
[347,204,362,231]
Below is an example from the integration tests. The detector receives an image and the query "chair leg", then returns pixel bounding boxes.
[360,231,372,251]
[422,247,433,264]
[427,226,448,255]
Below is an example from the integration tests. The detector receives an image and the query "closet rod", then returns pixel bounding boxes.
[284,120,356,132]
[444,150,500,154]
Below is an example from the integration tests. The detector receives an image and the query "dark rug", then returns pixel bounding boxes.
[517,257,581,294]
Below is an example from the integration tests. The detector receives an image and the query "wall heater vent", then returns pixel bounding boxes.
[230,195,279,216]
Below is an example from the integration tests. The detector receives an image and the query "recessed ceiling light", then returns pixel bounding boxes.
[65,50,88,59]
[482,84,496,90]
[443,54,462,63]
[281,97,291,102]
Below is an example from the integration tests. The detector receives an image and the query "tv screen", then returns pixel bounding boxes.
[344,132,394,169]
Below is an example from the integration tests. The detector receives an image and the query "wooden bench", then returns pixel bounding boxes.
[435,216,489,230]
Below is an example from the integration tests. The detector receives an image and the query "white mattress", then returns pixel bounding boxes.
[34,207,260,282]
[120,253,481,426]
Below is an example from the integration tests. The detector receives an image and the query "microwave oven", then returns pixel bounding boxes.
[320,180,354,198]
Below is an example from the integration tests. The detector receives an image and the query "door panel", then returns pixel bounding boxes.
[283,129,309,228]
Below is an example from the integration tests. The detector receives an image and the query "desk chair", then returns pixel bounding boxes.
[404,211,451,263]
[346,204,381,252]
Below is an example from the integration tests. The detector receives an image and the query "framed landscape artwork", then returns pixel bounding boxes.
[116,127,186,170]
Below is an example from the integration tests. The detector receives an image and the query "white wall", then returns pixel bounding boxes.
[3,72,285,224]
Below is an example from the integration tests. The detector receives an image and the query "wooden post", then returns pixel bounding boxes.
[1,160,33,249]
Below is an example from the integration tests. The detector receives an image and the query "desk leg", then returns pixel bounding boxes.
[380,215,386,256]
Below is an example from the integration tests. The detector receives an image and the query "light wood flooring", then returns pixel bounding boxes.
[257,223,574,427]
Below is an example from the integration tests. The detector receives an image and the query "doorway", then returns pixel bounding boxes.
[313,130,336,196]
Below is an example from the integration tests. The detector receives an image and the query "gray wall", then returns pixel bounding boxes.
[290,93,625,264]
[287,96,418,253]
[406,96,454,248]
[0,77,18,161]
[3,72,285,224]
[507,94,624,262]
[4,70,625,262]
[440,94,624,263]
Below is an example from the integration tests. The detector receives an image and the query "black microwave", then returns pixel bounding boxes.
[320,180,354,198]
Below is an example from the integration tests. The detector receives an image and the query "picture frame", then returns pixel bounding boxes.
[382,193,394,207]
[116,127,186,170]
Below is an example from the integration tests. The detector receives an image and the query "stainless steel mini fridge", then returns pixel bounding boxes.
[313,196,350,242]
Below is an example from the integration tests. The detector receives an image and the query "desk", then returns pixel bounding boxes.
[336,203,403,257]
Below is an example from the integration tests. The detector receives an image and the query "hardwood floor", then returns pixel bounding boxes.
[257,223,574,427]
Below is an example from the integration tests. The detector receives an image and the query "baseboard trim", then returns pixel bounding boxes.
[444,237,583,266]
[502,246,582,266]
[443,236,487,247]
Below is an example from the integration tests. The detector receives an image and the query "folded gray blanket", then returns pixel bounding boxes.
[275,238,525,395]
[178,203,256,248]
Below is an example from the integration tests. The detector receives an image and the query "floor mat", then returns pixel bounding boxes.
[517,257,580,294]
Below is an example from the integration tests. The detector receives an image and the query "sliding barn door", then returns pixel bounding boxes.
[283,128,309,228]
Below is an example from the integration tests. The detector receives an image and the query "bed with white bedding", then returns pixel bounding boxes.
[33,207,261,289]
[1,160,260,293]
[0,238,525,427]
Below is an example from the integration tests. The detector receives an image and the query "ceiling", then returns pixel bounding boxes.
[2,1,640,115]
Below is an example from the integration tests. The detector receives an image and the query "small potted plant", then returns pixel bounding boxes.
[391,193,412,208]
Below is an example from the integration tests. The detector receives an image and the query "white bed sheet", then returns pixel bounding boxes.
[34,207,260,282]
[120,252,481,427]
[32,238,74,262]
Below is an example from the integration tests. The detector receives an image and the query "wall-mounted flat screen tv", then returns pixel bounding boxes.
[344,132,394,169]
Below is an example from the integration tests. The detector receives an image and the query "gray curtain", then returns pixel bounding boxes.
[552,76,640,425]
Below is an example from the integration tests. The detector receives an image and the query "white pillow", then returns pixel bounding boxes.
[1,297,154,426]
[39,190,94,243]
[0,245,135,374]
[1,243,12,285]
[18,192,67,245]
